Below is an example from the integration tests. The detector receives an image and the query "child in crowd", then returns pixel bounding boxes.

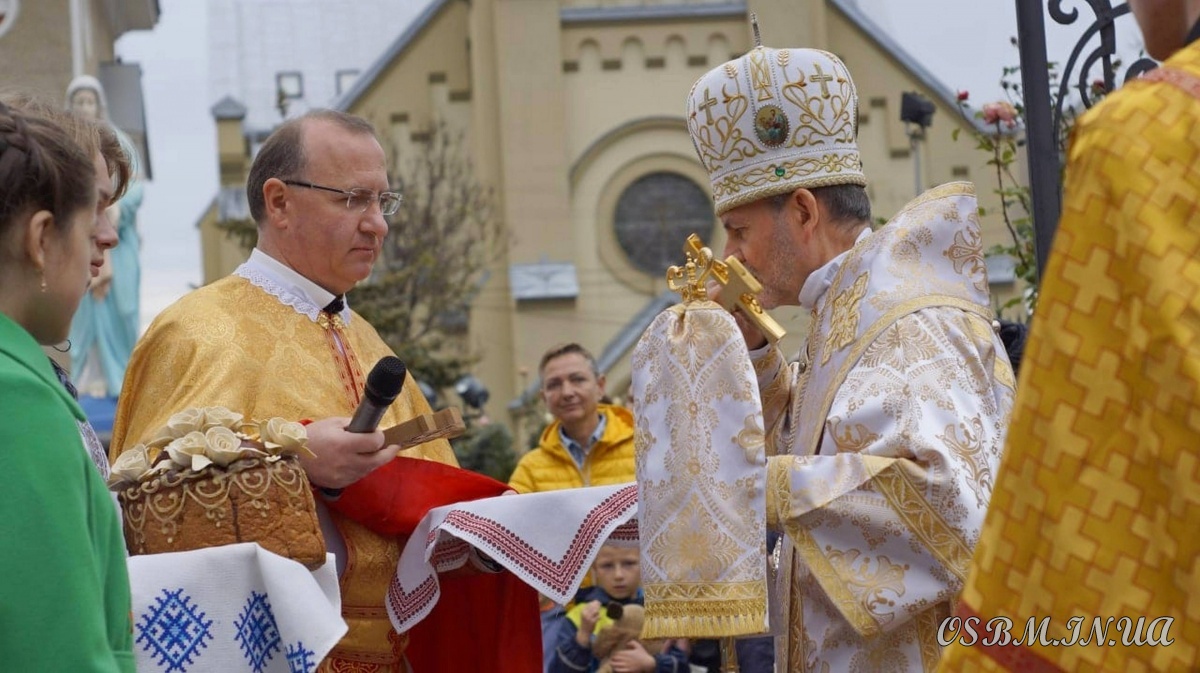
[549,542,688,673]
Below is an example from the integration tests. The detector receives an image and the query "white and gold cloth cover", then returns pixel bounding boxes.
[632,301,768,639]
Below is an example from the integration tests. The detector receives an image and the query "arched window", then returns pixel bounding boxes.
[613,172,713,275]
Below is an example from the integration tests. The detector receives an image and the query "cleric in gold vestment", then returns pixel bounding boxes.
[111,110,538,672]
[677,45,1016,671]
[939,3,1200,671]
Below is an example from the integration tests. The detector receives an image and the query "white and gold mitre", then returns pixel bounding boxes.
[686,46,865,215]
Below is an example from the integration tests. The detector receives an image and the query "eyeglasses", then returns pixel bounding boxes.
[283,180,402,216]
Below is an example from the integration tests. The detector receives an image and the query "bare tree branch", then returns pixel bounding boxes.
[352,119,508,390]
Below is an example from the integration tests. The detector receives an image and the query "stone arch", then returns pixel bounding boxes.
[706,33,730,68]
[569,117,720,294]
[665,35,687,69]
[578,38,602,72]
[621,36,645,71]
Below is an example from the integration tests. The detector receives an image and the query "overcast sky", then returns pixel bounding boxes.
[115,0,1147,329]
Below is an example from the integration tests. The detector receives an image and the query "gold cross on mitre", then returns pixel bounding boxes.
[809,63,835,98]
[667,234,786,344]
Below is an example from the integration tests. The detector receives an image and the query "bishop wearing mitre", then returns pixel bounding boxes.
[634,38,1017,672]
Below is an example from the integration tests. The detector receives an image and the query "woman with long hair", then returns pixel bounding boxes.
[0,101,134,671]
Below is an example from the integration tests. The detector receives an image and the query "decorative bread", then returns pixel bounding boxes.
[109,407,326,569]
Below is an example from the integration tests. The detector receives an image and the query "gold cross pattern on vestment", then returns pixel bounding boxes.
[667,234,787,344]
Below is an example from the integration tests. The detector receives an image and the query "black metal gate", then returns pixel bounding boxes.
[1014,0,1157,277]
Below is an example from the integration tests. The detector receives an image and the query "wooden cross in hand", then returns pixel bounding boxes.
[382,407,467,449]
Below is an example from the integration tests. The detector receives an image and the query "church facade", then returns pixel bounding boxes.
[199,0,1021,438]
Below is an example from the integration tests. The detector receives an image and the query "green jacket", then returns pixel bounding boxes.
[508,404,636,493]
[0,313,134,671]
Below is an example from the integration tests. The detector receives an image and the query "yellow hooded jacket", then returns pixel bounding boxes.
[508,404,636,493]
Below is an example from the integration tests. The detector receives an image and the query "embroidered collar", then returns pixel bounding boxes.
[797,228,871,310]
[234,249,352,324]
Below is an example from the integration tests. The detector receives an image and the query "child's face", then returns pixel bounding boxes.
[593,546,641,600]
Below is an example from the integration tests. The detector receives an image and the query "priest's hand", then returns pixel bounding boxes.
[299,416,402,489]
[706,279,769,350]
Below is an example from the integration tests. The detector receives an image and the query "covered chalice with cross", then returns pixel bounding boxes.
[666,233,786,344]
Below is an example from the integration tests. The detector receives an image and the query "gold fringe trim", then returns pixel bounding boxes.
[642,607,769,639]
[642,582,769,639]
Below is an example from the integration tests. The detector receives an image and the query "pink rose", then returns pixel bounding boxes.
[982,101,1018,128]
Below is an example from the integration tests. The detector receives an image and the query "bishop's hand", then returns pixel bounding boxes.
[707,279,769,351]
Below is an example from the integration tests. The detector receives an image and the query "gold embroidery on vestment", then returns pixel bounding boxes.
[802,295,994,457]
[872,461,974,582]
[825,548,909,626]
[822,272,870,365]
[828,417,881,453]
[642,581,769,638]
[767,456,794,531]
[943,228,988,294]
[789,527,881,637]
[937,416,993,508]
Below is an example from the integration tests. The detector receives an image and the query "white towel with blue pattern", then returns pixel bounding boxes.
[127,543,345,673]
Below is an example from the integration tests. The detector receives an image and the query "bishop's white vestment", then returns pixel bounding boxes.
[758,183,1015,671]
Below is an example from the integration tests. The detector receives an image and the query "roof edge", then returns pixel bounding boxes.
[332,0,455,112]
[829,0,994,134]
[561,2,747,25]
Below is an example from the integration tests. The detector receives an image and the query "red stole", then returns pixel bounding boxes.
[330,457,542,672]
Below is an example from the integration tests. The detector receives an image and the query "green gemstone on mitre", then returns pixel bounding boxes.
[774,166,785,177]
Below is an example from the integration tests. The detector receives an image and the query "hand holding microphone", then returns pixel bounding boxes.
[300,357,408,492]
[347,356,407,433]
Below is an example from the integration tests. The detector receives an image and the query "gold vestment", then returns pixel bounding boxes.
[939,41,1200,673]
[112,274,456,672]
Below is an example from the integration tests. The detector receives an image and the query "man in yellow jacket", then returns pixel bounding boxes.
[507,343,636,670]
[508,343,635,493]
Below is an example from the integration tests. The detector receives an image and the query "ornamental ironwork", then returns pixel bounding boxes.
[1015,0,1155,278]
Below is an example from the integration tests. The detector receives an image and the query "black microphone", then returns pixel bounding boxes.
[347,356,407,433]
